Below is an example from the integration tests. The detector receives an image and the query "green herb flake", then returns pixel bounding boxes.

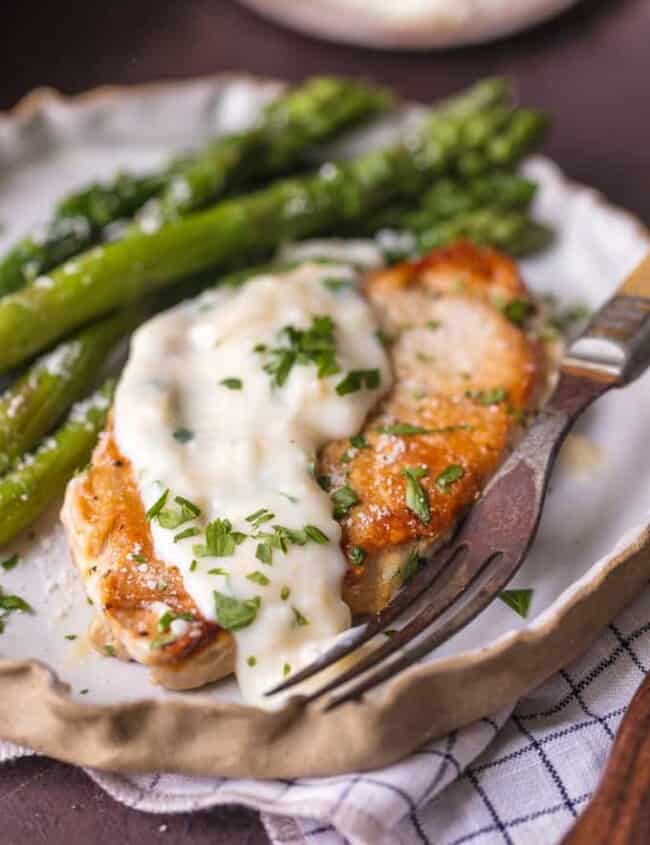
[402,466,430,524]
[145,488,169,521]
[426,320,441,330]
[260,314,340,387]
[245,508,275,527]
[247,571,271,587]
[375,328,395,347]
[1,554,20,572]
[130,553,147,563]
[499,588,534,619]
[465,387,507,406]
[500,298,534,326]
[189,559,198,572]
[348,545,366,567]
[283,662,291,677]
[336,369,381,396]
[207,567,228,576]
[322,277,353,292]
[174,526,201,543]
[401,549,421,584]
[435,464,465,492]
[291,606,309,628]
[194,518,247,557]
[172,427,194,443]
[280,586,291,601]
[157,611,173,632]
[247,656,257,667]
[80,689,89,695]
[104,645,116,657]
[278,491,299,504]
[304,525,329,544]
[378,422,431,436]
[64,634,77,641]
[317,474,332,492]
[213,591,260,631]
[256,542,273,565]
[220,377,243,390]
[331,484,360,519]
[0,592,32,613]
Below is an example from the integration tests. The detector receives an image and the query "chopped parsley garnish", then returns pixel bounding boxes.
[1,554,20,571]
[402,466,430,524]
[258,314,340,387]
[245,508,275,528]
[173,526,201,543]
[340,434,370,464]
[335,368,380,396]
[375,328,395,347]
[247,656,257,667]
[0,591,32,614]
[158,611,194,633]
[247,571,270,586]
[378,422,431,436]
[283,662,291,677]
[435,464,465,491]
[331,484,359,519]
[220,377,243,390]
[322,276,353,292]
[348,545,366,567]
[499,588,533,618]
[207,567,228,576]
[500,298,534,326]
[400,549,421,584]
[172,427,194,443]
[213,591,260,631]
[145,488,169,521]
[317,474,332,492]
[304,525,329,544]
[252,523,326,564]
[189,559,198,572]
[130,553,147,563]
[278,491,299,504]
[426,320,441,330]
[280,586,291,601]
[64,634,77,641]
[256,543,273,565]
[291,607,309,627]
[158,495,202,530]
[104,645,116,657]
[465,387,507,405]
[194,519,246,557]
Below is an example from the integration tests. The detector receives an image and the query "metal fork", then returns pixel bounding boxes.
[268,253,650,710]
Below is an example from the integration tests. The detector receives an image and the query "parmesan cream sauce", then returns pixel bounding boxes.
[114,262,392,706]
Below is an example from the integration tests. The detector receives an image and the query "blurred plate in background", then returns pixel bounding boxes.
[237,0,582,49]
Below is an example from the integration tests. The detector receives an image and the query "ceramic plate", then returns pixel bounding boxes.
[238,0,582,49]
[0,75,648,778]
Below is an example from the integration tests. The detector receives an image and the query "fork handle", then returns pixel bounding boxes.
[561,673,650,845]
[619,254,650,298]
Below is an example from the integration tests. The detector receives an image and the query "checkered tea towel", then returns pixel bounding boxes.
[3,583,650,845]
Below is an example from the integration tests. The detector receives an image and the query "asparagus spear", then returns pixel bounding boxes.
[0,77,392,298]
[0,381,114,546]
[0,88,546,373]
[0,311,135,475]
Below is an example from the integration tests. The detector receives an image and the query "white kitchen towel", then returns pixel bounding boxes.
[3,581,649,845]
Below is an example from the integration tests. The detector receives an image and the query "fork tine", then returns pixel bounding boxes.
[323,541,531,711]
[265,538,457,696]
[304,456,545,707]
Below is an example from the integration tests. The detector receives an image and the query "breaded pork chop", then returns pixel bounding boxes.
[62,242,541,690]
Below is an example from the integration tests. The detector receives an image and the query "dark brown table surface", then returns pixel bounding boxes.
[1,1,649,842]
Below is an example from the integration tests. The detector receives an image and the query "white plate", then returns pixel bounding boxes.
[238,0,582,49]
[0,76,648,778]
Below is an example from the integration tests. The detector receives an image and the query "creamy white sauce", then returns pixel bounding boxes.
[114,262,392,706]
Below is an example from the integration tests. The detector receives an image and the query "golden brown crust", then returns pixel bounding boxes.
[63,427,234,686]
